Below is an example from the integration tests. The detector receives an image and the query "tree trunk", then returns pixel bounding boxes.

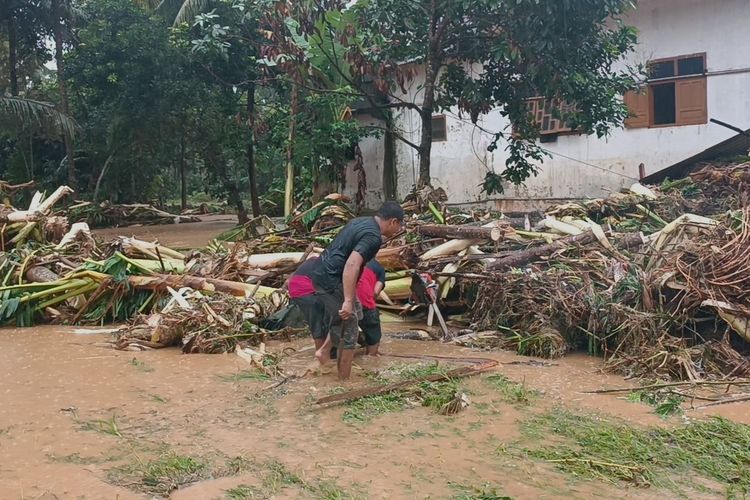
[488,231,645,271]
[383,113,397,200]
[376,245,419,271]
[246,82,261,217]
[94,150,118,202]
[417,34,438,187]
[284,81,299,217]
[227,179,247,225]
[179,130,187,211]
[418,224,504,242]
[51,0,76,190]
[6,9,18,96]
[25,266,61,283]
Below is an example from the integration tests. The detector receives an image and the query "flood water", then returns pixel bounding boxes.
[1,323,742,499]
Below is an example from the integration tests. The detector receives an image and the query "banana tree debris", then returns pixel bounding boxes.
[3,160,750,383]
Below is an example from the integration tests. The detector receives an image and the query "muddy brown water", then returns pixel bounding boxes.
[1,322,744,500]
[93,215,240,249]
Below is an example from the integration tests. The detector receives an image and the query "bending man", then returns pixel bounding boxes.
[310,202,404,380]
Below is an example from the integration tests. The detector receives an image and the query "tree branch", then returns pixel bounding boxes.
[362,125,421,152]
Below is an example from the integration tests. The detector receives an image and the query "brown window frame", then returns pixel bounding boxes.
[625,53,707,129]
[525,98,576,136]
[431,114,448,142]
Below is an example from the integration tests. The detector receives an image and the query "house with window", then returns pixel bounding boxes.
[344,0,750,210]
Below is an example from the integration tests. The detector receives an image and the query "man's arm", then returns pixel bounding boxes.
[339,250,364,320]
[374,281,385,296]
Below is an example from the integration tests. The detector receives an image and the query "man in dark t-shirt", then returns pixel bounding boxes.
[294,201,403,380]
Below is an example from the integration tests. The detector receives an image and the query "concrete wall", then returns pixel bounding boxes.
[348,0,750,210]
[341,114,386,208]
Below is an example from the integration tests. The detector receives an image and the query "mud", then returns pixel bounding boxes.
[93,214,240,249]
[1,323,745,499]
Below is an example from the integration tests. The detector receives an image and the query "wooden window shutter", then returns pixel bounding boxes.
[624,89,649,128]
[676,77,707,125]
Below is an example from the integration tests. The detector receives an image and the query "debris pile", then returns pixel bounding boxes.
[3,159,750,381]
[467,161,750,380]
[68,201,200,228]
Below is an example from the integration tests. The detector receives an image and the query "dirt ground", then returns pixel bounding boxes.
[1,322,746,500]
[3,218,749,499]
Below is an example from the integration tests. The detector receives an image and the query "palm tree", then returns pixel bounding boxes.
[48,0,79,189]
[0,95,78,139]
[131,0,209,27]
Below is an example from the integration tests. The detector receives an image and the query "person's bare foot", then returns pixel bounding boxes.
[315,347,331,365]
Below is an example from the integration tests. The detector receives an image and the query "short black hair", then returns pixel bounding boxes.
[377,201,404,222]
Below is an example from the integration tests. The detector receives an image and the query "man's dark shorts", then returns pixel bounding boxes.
[315,287,362,350]
[290,295,329,340]
[359,307,381,346]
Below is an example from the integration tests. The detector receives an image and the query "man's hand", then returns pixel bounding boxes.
[339,299,354,320]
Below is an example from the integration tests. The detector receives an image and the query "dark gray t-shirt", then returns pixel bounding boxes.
[311,217,382,292]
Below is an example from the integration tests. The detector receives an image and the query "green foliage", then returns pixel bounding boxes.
[0,96,78,139]
[484,374,539,405]
[306,0,641,190]
[450,482,513,500]
[342,392,408,423]
[2,0,641,207]
[627,389,684,417]
[79,414,123,437]
[521,408,750,495]
[135,453,207,495]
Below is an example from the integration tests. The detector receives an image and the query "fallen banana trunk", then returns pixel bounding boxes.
[487,230,645,270]
[0,208,42,223]
[421,221,504,260]
[376,245,419,270]
[245,251,319,269]
[25,266,61,283]
[417,224,505,242]
[1,186,73,248]
[129,273,276,298]
[115,292,288,353]
[114,236,186,260]
[383,276,412,301]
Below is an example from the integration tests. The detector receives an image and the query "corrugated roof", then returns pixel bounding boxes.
[641,129,750,183]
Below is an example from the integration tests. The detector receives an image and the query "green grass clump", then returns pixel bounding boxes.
[418,379,462,412]
[79,415,123,437]
[627,389,684,417]
[449,481,512,499]
[485,374,538,405]
[225,484,258,499]
[522,408,750,495]
[141,453,207,494]
[261,460,305,492]
[382,361,449,381]
[111,452,208,496]
[224,461,356,499]
[343,392,409,423]
[217,370,272,383]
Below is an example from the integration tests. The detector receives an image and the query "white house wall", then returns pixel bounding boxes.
[351,0,750,210]
[341,116,386,208]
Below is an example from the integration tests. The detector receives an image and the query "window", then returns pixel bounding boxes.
[624,53,707,129]
[431,115,447,142]
[525,98,575,136]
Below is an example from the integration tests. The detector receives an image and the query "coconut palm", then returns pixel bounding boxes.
[0,95,78,139]
[132,0,209,26]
